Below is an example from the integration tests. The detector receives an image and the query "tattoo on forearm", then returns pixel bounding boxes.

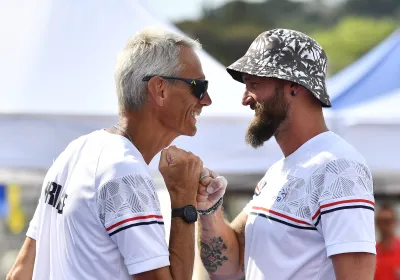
[200,237,228,273]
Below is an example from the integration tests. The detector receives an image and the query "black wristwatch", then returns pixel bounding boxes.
[171,205,198,224]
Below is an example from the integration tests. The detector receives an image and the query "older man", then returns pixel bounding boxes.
[7,28,211,280]
[197,28,376,280]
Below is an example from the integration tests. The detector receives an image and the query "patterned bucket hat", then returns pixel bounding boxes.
[227,28,331,107]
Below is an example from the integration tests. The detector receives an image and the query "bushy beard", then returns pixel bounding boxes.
[245,85,289,148]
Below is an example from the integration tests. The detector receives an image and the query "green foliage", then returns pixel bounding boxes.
[176,0,400,74]
[312,17,398,75]
[342,0,400,18]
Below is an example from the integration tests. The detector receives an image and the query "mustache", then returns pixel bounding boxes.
[255,102,272,121]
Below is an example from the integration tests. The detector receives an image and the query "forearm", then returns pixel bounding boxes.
[168,199,196,280]
[198,208,243,279]
[6,267,32,280]
[332,253,376,280]
[7,237,36,280]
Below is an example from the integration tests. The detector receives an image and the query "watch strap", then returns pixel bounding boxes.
[171,207,184,218]
[171,205,198,224]
[197,197,224,216]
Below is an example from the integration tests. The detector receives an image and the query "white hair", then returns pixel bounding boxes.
[114,27,202,113]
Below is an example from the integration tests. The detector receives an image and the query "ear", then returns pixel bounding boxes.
[287,82,304,96]
[281,81,295,96]
[147,77,166,107]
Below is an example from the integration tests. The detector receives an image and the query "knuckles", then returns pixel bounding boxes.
[160,147,203,170]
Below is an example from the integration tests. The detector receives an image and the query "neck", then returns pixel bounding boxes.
[275,108,329,157]
[118,110,179,165]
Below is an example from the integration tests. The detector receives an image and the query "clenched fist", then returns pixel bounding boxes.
[159,146,203,208]
[197,167,227,211]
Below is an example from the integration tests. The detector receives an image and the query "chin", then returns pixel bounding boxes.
[245,120,278,149]
[186,127,197,137]
[179,125,197,137]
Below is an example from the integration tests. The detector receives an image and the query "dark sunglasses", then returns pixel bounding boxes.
[142,75,208,100]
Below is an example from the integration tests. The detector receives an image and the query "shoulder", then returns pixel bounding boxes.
[324,132,367,163]
[307,157,374,210]
[306,133,371,180]
[51,130,101,165]
[305,137,374,204]
[96,136,151,188]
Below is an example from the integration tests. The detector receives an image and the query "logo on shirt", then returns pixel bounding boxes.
[254,180,268,196]
[44,182,68,214]
[273,187,290,202]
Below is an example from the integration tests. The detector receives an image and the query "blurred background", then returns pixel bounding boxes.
[1,0,400,279]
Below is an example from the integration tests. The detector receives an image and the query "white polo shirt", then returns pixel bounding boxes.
[243,131,376,280]
[26,130,169,279]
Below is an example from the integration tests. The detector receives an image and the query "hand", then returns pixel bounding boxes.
[197,167,227,211]
[159,146,203,208]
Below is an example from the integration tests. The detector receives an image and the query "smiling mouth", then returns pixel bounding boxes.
[190,111,200,122]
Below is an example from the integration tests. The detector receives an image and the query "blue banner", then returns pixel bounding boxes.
[0,184,7,217]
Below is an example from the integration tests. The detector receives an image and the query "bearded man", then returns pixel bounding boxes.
[196,29,376,280]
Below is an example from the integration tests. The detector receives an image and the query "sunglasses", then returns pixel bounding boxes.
[142,75,208,100]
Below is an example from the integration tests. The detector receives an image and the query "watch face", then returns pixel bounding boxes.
[183,206,198,223]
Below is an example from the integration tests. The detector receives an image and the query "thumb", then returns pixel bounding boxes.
[165,146,179,165]
[200,167,210,179]
[158,149,169,170]
[208,168,219,179]
[206,176,227,194]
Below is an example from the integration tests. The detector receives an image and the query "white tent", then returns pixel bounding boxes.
[0,0,255,171]
[326,29,400,109]
[334,88,400,179]
[0,0,336,178]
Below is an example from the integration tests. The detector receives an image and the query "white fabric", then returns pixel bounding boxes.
[336,88,400,126]
[0,0,247,117]
[0,0,260,172]
[329,88,400,174]
[0,0,339,176]
[243,131,376,280]
[26,130,169,279]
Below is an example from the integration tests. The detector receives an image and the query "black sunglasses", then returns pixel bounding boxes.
[142,75,208,100]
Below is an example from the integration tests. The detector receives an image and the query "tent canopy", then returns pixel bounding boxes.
[332,88,400,176]
[327,29,400,109]
[0,0,281,173]
[0,0,249,117]
[337,87,400,126]
[324,30,400,177]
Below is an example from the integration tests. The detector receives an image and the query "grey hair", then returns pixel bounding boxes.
[114,27,202,113]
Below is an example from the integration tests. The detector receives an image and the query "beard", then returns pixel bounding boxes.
[245,85,290,148]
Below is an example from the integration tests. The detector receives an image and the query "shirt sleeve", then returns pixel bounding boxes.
[96,174,170,275]
[310,158,376,257]
[26,198,40,240]
[243,179,265,215]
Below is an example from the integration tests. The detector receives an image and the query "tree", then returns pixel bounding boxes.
[342,0,400,18]
[312,17,398,75]
[175,1,399,73]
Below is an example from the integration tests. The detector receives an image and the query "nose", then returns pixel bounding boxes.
[242,90,254,106]
[200,92,212,106]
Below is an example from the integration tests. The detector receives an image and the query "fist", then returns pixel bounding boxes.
[197,167,227,211]
[159,146,203,207]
